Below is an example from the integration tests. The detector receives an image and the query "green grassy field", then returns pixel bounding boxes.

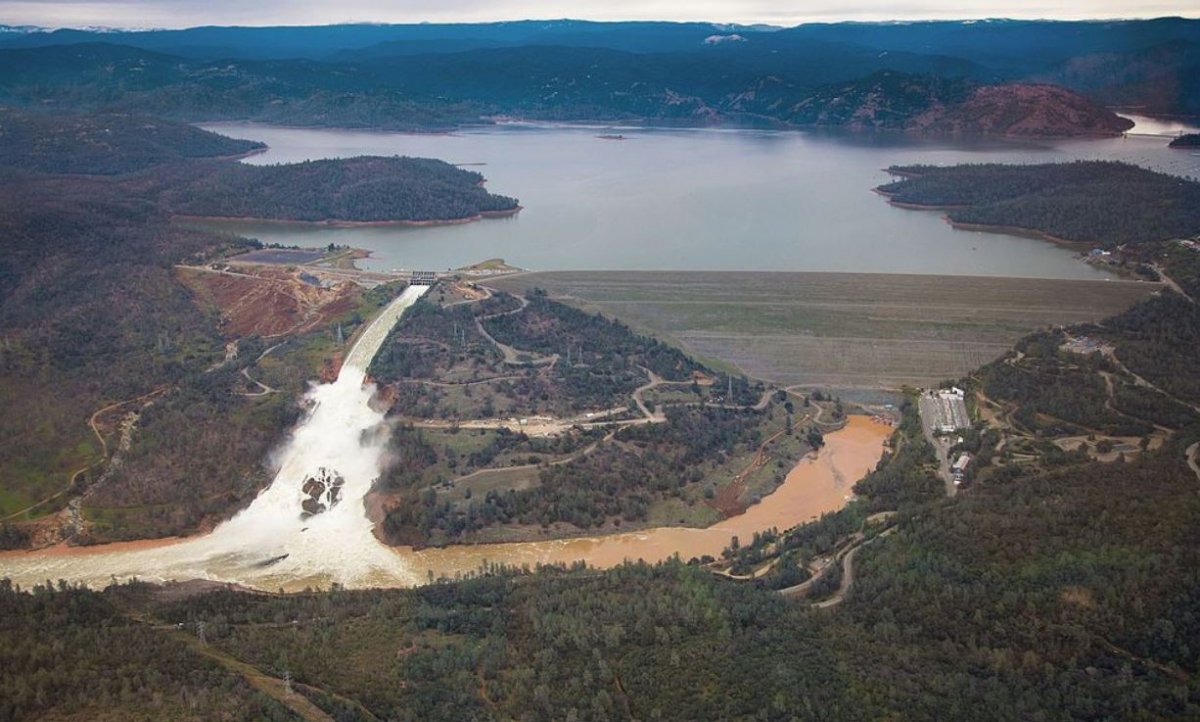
[443,465,542,501]
[490,271,1157,388]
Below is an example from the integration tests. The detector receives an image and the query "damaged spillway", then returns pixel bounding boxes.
[0,284,430,590]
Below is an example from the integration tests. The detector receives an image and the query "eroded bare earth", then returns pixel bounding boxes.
[178,265,360,338]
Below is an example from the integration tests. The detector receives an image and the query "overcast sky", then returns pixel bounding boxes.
[2,0,1197,29]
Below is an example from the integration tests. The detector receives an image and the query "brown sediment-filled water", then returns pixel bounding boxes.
[0,257,891,592]
[0,416,889,591]
[402,415,890,580]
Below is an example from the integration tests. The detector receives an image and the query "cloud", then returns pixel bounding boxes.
[1,0,1197,28]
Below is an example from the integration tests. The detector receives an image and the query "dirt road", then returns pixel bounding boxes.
[632,369,668,421]
[159,625,338,722]
[1188,442,1200,483]
[1,388,165,523]
[473,293,558,367]
[779,526,896,608]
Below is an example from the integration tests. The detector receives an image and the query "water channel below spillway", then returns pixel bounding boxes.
[0,285,889,591]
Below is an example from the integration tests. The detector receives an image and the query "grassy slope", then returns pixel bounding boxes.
[490,271,1155,387]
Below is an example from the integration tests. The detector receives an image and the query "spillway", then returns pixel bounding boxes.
[0,281,891,592]
[0,284,430,590]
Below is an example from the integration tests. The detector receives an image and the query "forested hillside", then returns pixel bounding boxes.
[0,178,220,529]
[835,430,1200,721]
[0,110,519,547]
[0,106,264,174]
[756,72,1132,135]
[1,18,1196,119]
[879,161,1200,247]
[0,580,297,721]
[370,290,799,548]
[165,156,519,223]
[0,41,1134,135]
[370,291,712,418]
[5,421,1198,721]
[378,405,791,547]
[0,170,316,545]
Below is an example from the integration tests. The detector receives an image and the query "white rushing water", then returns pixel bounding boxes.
[0,284,430,590]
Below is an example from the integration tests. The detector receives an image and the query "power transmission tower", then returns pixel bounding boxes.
[197,620,207,646]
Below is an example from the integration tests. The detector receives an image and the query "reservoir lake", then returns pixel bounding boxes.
[3,117,1194,591]
[198,117,1200,279]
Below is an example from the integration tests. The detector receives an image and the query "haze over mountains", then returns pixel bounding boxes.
[0,18,1196,131]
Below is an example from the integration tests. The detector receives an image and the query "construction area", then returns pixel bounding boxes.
[917,387,971,497]
[924,388,970,433]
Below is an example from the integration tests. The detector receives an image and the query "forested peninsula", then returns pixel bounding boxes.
[165,156,519,224]
[877,161,1200,248]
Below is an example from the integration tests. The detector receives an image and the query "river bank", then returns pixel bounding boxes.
[400,415,889,579]
[0,415,889,591]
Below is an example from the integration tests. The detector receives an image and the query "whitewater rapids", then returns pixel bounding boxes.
[0,284,430,590]
[0,281,894,592]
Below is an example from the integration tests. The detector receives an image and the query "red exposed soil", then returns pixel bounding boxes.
[708,429,787,517]
[178,266,361,338]
[912,83,1135,137]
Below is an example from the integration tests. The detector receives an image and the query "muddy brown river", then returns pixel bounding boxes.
[0,414,888,591]
[0,263,890,592]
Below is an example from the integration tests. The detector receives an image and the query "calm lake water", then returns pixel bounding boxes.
[197,118,1200,279]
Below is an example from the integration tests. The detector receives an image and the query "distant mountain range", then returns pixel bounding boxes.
[0,18,1195,131]
[0,20,786,59]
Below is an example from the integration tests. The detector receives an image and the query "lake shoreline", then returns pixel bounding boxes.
[173,205,522,229]
[399,415,892,579]
[214,115,1140,140]
[873,187,1095,250]
[195,121,1183,279]
[946,220,1092,250]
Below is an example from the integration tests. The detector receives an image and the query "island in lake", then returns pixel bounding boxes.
[1169,132,1200,148]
